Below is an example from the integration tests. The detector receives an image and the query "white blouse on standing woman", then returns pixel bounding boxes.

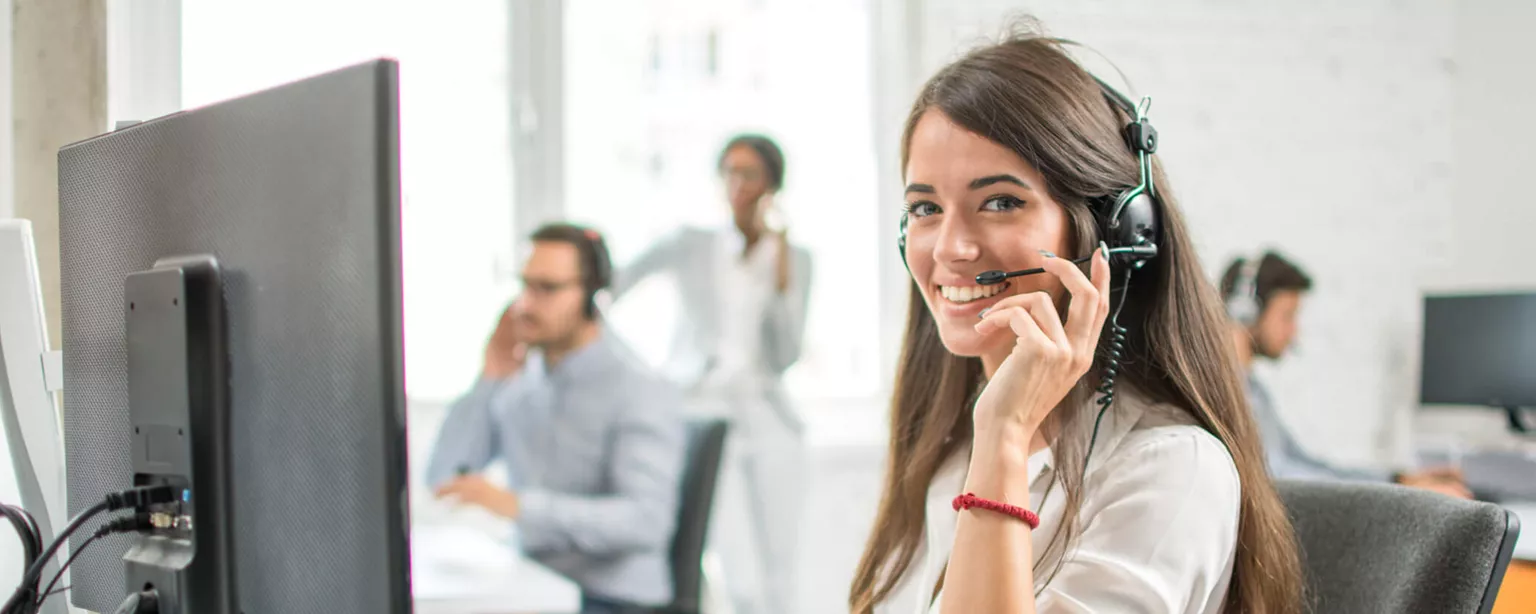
[875,387,1242,614]
[610,226,812,429]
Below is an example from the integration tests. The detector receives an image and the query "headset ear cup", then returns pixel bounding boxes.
[582,229,611,320]
[1226,296,1250,327]
[1112,193,1159,250]
[1229,297,1259,328]
[1224,257,1262,327]
[1099,191,1160,269]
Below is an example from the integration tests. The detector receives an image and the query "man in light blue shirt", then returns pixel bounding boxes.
[429,223,686,614]
[1220,251,1468,497]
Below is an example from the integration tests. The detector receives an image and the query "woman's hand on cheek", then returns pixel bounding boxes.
[971,246,1112,441]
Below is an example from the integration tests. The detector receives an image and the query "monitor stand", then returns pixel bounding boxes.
[119,255,236,613]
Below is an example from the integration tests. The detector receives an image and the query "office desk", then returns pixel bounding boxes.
[1495,560,1536,613]
[407,407,580,613]
[412,524,581,614]
[1494,502,1536,613]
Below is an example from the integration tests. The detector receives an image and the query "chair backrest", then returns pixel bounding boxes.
[1278,480,1520,614]
[668,419,729,613]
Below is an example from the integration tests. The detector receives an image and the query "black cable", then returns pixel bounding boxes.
[111,588,159,614]
[1083,265,1135,479]
[1,499,109,614]
[17,510,40,564]
[15,506,41,563]
[1,504,43,614]
[0,504,41,574]
[3,486,175,614]
[32,533,100,609]
[110,592,141,614]
[1,504,41,564]
[35,514,152,608]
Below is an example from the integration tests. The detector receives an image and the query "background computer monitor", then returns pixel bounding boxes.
[57,59,410,612]
[1421,292,1536,432]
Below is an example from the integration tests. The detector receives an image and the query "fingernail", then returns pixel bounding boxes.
[978,307,991,319]
[1039,250,1056,258]
[1098,241,1110,261]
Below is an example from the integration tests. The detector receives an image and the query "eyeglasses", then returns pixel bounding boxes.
[520,277,583,297]
[721,166,764,184]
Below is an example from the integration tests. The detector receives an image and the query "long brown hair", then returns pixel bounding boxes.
[849,23,1302,614]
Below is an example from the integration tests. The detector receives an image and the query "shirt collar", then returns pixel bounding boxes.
[719,226,745,255]
[1245,371,1266,392]
[533,327,612,383]
[717,226,777,265]
[1032,386,1153,486]
[1028,446,1053,487]
[1081,388,1150,476]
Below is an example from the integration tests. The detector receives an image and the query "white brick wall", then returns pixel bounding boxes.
[1449,0,1536,289]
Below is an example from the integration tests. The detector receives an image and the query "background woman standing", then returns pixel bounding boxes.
[612,134,813,614]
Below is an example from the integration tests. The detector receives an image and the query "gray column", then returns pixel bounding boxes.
[508,0,566,241]
[1,0,13,220]
[12,0,108,347]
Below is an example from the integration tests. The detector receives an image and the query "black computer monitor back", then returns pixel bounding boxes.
[57,60,409,613]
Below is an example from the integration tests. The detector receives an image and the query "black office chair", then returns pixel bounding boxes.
[1278,480,1521,613]
[660,419,730,614]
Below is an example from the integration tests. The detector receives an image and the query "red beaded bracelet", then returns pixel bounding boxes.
[952,493,1040,529]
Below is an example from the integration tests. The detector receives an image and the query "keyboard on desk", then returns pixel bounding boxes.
[1461,450,1536,502]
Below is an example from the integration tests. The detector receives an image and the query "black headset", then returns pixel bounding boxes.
[576,228,613,319]
[896,76,1161,278]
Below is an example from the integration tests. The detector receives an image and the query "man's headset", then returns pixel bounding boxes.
[1225,256,1263,328]
[896,75,1161,282]
[577,228,613,319]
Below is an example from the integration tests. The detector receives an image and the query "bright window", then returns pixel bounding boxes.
[181,1,517,402]
[564,0,881,400]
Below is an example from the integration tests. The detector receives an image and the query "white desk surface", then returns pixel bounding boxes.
[412,523,581,614]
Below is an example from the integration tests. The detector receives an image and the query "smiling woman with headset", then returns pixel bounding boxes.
[848,22,1302,614]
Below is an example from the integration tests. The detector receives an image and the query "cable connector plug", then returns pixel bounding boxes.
[94,513,153,538]
[111,588,159,614]
[105,486,178,512]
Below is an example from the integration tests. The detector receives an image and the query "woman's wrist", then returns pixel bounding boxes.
[968,419,1034,486]
[973,411,1036,452]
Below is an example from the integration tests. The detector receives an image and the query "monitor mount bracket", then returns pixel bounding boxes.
[121,255,235,613]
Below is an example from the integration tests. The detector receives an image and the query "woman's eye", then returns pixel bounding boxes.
[904,201,940,217]
[982,195,1024,212]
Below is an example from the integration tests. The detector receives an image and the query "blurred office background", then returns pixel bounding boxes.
[4,0,1535,611]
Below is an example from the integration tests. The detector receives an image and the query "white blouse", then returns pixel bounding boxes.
[697,227,778,402]
[874,389,1241,614]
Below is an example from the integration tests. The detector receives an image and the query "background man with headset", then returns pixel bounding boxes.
[427,223,687,614]
[1220,251,1471,498]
